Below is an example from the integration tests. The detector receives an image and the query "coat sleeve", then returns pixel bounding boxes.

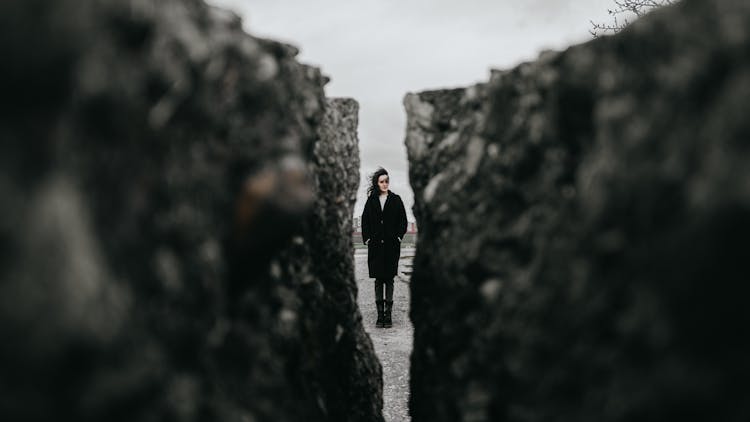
[361,199,371,244]
[398,196,408,238]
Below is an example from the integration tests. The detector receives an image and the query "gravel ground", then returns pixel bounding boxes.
[355,248,414,422]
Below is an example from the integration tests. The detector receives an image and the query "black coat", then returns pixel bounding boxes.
[361,191,407,279]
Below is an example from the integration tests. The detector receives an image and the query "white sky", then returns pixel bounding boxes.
[207,0,615,221]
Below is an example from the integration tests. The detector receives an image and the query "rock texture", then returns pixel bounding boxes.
[0,1,381,421]
[405,0,750,421]
[277,97,384,421]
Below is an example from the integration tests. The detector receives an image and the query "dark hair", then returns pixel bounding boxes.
[367,167,389,197]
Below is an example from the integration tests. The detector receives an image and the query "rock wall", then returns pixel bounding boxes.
[278,97,384,421]
[0,1,382,421]
[405,0,750,421]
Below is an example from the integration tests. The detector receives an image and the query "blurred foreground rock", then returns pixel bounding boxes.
[0,0,381,421]
[405,0,750,420]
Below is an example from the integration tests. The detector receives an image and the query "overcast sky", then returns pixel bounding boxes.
[207,0,615,221]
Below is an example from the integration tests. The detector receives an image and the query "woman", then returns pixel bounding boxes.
[361,167,407,328]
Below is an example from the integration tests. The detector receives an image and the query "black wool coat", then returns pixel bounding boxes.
[361,191,408,279]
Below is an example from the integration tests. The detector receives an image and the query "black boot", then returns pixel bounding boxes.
[376,300,385,328]
[383,300,393,328]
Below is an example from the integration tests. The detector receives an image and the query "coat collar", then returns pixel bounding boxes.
[372,190,393,199]
[372,190,393,213]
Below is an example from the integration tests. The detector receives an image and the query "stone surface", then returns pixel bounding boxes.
[0,1,381,421]
[405,0,750,421]
[276,97,385,422]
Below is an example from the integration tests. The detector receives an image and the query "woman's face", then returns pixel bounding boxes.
[377,174,389,193]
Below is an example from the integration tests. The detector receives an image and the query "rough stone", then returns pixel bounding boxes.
[277,98,385,422]
[0,1,381,421]
[405,0,750,421]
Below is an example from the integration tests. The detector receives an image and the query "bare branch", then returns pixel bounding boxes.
[591,0,675,37]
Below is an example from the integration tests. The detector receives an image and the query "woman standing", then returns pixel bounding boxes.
[361,167,407,328]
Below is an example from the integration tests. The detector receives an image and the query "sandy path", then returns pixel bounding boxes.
[355,248,414,422]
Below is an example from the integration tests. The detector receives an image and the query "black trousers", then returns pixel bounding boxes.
[375,277,394,302]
